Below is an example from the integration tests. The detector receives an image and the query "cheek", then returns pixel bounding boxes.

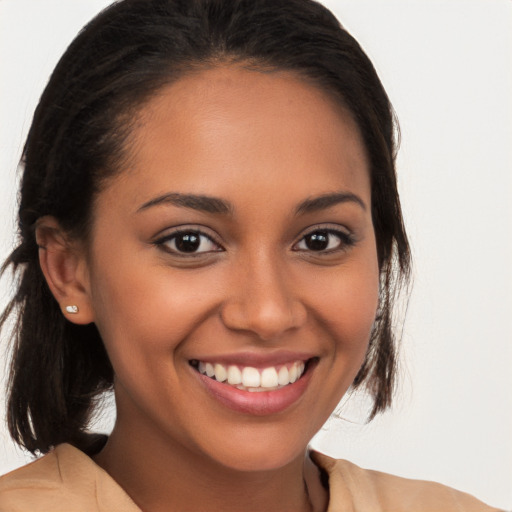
[319,260,379,352]
[306,254,380,413]
[295,251,380,426]
[88,249,220,367]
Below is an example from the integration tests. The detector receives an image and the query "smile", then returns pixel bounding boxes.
[189,355,318,415]
[190,360,307,392]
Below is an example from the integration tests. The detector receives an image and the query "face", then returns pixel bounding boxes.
[84,66,379,471]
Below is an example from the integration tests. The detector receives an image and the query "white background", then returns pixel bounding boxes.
[1,1,511,509]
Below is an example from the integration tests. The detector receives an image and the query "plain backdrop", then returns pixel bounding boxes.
[1,1,511,509]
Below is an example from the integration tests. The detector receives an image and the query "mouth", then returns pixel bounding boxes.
[189,358,315,392]
[188,354,319,415]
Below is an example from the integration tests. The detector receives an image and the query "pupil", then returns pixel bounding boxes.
[306,231,328,251]
[176,233,200,252]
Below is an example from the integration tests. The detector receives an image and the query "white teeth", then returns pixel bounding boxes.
[261,367,279,388]
[227,365,242,385]
[214,363,227,382]
[242,367,261,387]
[289,363,298,383]
[205,362,215,378]
[195,360,308,390]
[278,366,289,385]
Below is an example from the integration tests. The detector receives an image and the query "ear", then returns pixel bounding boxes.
[35,216,95,325]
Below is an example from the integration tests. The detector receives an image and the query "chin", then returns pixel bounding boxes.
[195,426,311,473]
[213,447,304,473]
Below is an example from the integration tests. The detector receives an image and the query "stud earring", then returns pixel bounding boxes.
[65,305,79,314]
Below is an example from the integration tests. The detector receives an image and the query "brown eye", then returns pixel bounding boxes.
[175,233,201,252]
[294,228,355,253]
[304,231,330,251]
[156,230,222,255]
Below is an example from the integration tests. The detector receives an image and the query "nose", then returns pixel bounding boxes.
[220,253,307,341]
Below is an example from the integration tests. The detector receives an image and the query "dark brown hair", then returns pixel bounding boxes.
[1,0,410,455]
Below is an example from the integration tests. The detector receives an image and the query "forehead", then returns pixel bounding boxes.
[102,65,370,214]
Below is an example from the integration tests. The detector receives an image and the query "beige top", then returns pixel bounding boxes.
[0,444,502,511]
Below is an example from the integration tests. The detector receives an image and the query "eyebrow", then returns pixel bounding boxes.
[137,193,233,215]
[137,190,366,216]
[295,192,367,215]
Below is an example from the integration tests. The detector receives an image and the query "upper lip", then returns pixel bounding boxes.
[188,350,317,368]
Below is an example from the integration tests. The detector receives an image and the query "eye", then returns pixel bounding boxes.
[294,229,354,253]
[155,229,223,255]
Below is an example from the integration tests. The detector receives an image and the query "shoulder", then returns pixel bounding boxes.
[311,451,503,512]
[0,444,140,512]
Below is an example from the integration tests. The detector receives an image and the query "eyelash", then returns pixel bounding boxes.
[292,227,355,254]
[154,228,223,256]
[153,226,355,256]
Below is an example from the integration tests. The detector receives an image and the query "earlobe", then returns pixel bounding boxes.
[35,216,94,325]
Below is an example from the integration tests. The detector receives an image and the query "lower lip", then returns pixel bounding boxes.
[194,363,315,416]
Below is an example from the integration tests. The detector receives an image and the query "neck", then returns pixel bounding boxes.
[94,422,326,512]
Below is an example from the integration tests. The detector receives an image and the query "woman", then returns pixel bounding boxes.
[0,0,503,510]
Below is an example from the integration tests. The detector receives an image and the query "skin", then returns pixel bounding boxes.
[38,66,379,512]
